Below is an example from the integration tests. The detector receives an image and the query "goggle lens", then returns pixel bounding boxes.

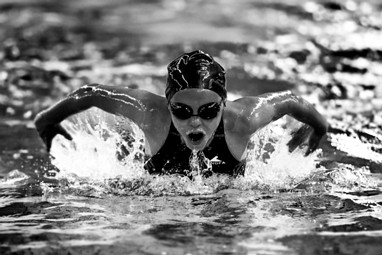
[170,101,222,120]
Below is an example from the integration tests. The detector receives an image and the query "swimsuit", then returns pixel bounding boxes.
[144,120,246,177]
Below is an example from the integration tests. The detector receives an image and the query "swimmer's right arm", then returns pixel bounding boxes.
[34,83,169,151]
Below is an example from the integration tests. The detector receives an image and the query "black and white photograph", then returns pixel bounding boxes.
[0,0,382,254]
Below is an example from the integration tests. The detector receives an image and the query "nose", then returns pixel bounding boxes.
[190,116,202,127]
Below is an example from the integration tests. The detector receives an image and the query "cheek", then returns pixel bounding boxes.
[172,118,187,133]
[204,118,221,134]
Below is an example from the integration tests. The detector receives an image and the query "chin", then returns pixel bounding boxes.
[185,137,208,151]
[187,143,206,152]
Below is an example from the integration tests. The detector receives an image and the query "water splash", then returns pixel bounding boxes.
[50,108,146,180]
[329,133,382,163]
[324,163,378,192]
[48,110,358,195]
[188,150,212,183]
[1,169,30,185]
[234,118,322,191]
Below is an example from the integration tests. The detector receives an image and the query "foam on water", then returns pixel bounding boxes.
[235,119,322,190]
[50,108,147,180]
[47,108,375,196]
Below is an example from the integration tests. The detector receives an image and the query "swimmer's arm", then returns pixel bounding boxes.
[240,90,328,154]
[34,83,170,151]
[37,83,167,125]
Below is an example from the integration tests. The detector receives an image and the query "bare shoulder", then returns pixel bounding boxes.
[131,89,172,155]
[86,84,172,155]
[223,90,294,136]
[222,100,252,136]
[222,101,253,160]
[221,92,293,160]
[142,92,171,130]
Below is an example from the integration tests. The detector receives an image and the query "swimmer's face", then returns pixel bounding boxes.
[169,89,224,151]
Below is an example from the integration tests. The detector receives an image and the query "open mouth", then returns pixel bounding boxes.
[187,132,205,142]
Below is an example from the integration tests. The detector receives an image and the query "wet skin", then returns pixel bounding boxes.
[169,89,223,151]
[34,84,328,161]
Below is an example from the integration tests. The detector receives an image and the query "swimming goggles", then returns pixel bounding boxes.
[169,100,223,120]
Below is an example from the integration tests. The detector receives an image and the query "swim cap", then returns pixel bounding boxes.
[165,50,227,102]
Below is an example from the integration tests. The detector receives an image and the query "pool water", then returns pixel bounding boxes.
[1,0,382,254]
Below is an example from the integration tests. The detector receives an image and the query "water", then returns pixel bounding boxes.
[2,111,381,255]
[1,0,382,254]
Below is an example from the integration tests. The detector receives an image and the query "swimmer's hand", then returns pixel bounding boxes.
[287,124,323,156]
[34,113,72,152]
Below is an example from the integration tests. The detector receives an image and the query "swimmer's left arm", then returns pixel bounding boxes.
[240,90,328,155]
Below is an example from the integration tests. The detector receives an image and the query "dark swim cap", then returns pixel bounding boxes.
[165,50,227,102]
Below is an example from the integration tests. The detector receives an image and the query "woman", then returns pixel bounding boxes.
[34,50,328,177]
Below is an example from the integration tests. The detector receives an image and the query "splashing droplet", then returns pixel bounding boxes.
[49,112,327,195]
[188,150,212,182]
[235,118,322,190]
[50,108,146,180]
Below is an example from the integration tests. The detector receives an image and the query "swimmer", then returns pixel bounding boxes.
[34,50,328,176]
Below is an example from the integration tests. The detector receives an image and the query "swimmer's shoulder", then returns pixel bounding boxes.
[223,98,256,133]
[107,87,171,156]
[138,91,172,156]
[224,95,280,126]
[222,100,254,160]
